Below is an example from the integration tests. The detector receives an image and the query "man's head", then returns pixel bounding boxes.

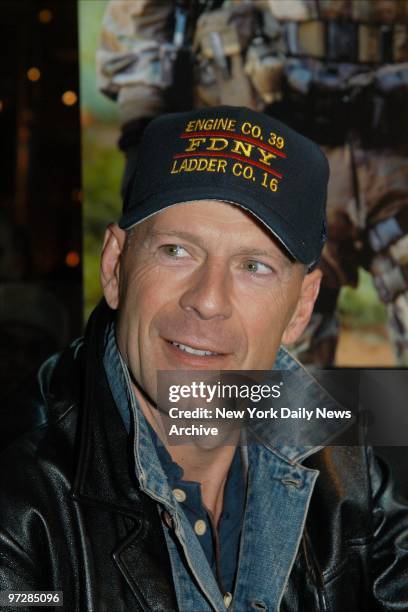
[100,106,329,404]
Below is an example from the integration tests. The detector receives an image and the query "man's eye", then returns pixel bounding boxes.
[161,244,189,258]
[245,260,273,275]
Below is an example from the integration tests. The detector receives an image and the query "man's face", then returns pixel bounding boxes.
[101,200,321,404]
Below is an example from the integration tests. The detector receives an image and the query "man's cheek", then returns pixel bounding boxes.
[245,295,287,332]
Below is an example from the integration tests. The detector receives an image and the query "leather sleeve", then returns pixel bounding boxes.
[0,444,51,611]
[0,527,44,590]
[369,446,408,609]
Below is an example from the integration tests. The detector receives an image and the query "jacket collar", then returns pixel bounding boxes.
[263,345,352,463]
[71,300,146,515]
[101,319,180,512]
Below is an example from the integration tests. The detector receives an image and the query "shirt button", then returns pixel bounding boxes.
[224,592,233,608]
[194,519,207,536]
[173,488,187,502]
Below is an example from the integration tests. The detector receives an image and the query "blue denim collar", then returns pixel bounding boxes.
[267,346,349,463]
[103,321,178,512]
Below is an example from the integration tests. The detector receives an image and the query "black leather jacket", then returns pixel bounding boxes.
[1,302,408,611]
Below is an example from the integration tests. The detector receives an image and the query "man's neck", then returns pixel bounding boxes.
[134,385,237,526]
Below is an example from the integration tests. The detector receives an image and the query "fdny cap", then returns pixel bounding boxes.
[119,106,329,266]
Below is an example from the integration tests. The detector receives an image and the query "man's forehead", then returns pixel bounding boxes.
[148,200,255,225]
[138,199,264,236]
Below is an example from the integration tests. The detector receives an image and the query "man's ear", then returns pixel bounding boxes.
[100,223,127,310]
[282,268,322,345]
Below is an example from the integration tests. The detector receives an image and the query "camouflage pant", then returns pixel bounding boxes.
[292,143,408,366]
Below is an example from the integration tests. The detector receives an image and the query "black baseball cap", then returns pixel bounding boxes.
[119,106,329,266]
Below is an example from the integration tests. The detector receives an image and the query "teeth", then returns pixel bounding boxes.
[172,342,218,357]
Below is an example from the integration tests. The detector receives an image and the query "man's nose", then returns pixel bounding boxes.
[179,260,233,320]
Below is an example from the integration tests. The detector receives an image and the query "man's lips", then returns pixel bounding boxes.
[163,338,229,361]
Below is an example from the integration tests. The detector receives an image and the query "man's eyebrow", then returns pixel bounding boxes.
[235,247,287,260]
[234,247,294,270]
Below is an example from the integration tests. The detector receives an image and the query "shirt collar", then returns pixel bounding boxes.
[103,320,179,511]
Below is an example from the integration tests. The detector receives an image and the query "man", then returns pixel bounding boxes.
[1,106,408,611]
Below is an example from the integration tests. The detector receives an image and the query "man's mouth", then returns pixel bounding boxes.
[170,341,219,357]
